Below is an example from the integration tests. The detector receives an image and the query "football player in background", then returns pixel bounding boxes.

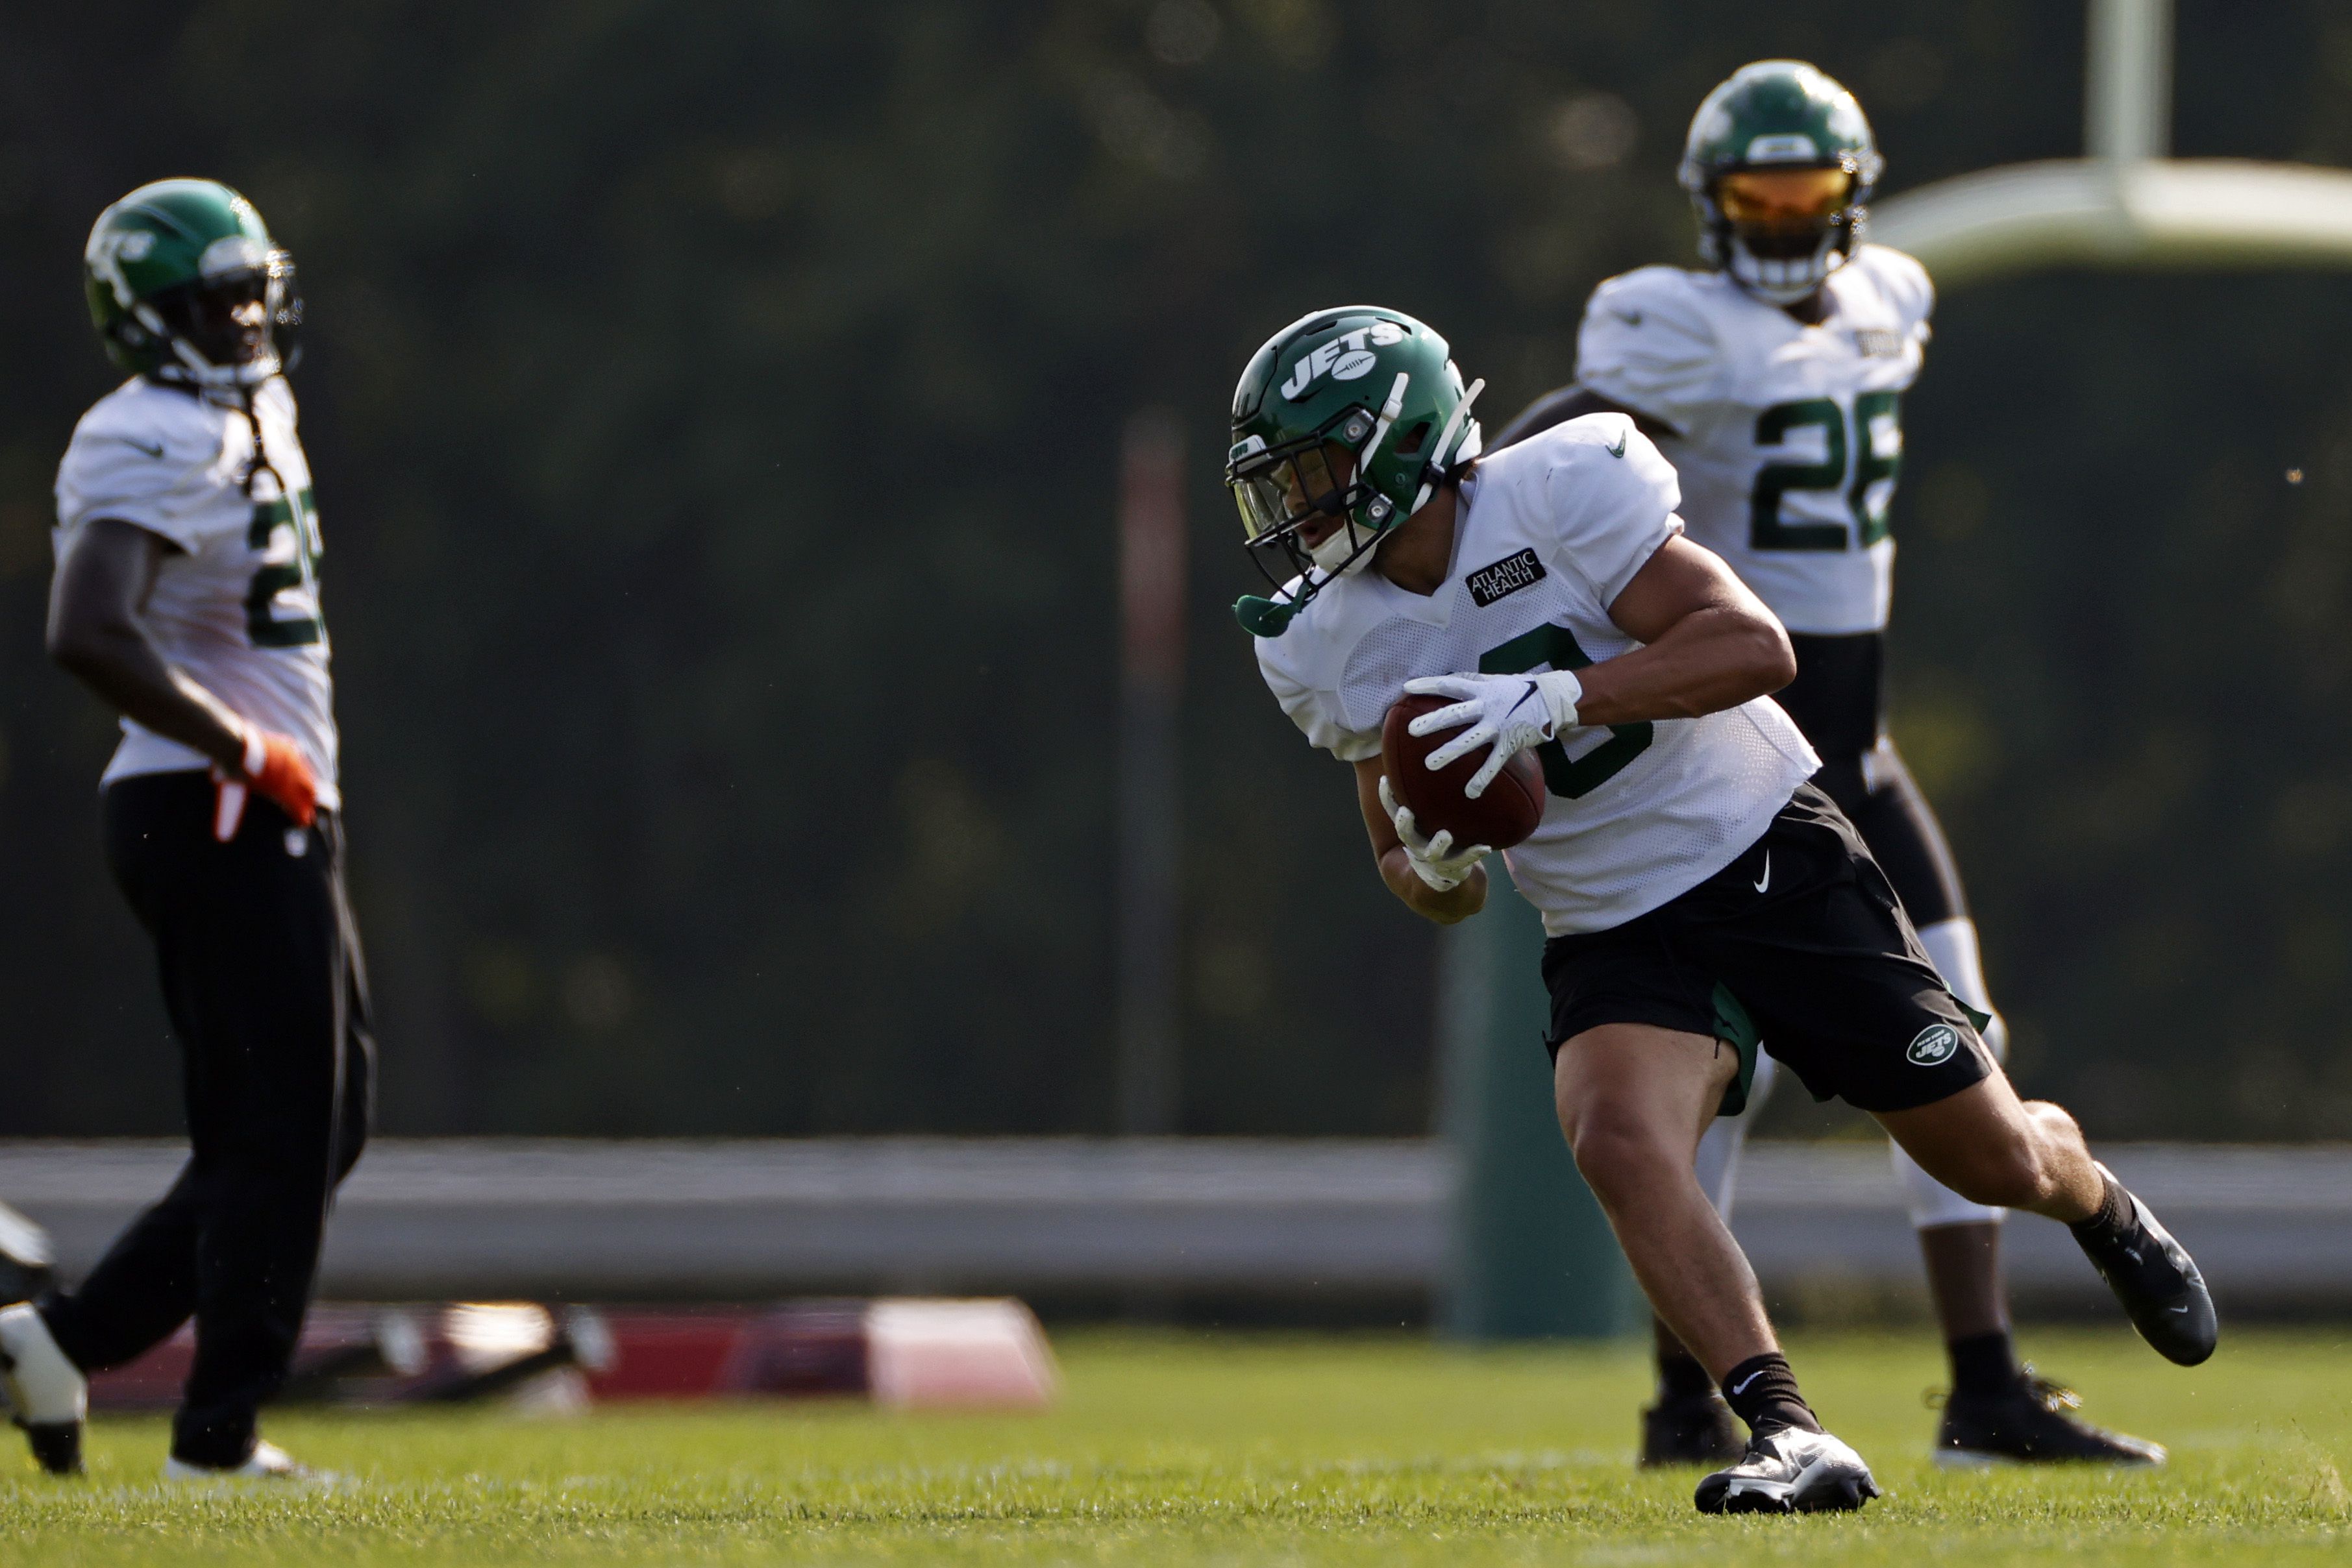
[1493,62,2158,1467]
[0,180,370,1484]
[1224,303,2212,1513]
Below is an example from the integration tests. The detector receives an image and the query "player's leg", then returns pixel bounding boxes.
[1872,1078,2213,1365]
[34,781,234,1378]
[32,1168,203,1372]
[1552,1023,1877,1513]
[1848,743,2163,1459]
[1696,787,2215,1371]
[166,796,360,1474]
[1644,1050,1779,1466]
[165,815,377,1483]
[1553,1024,1772,1387]
[6,776,214,1475]
[49,774,354,1474]
[1838,750,2018,1366]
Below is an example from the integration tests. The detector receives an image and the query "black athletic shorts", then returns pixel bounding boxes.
[1540,783,1993,1113]
[1777,631,1969,928]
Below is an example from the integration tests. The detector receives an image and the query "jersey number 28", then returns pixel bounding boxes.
[1749,391,1900,552]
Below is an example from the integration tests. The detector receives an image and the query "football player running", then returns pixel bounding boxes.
[0,180,369,1484]
[1226,304,2213,1513]
[1491,61,2160,1469]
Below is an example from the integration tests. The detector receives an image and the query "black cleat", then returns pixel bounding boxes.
[1641,1390,1744,1467]
[1933,1368,2166,1467]
[1694,1426,1881,1515]
[2072,1164,2217,1367]
[23,1422,82,1476]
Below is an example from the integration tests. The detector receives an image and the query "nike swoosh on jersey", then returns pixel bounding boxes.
[116,436,166,459]
[1605,434,1628,459]
[1611,309,1643,327]
[1752,853,1770,894]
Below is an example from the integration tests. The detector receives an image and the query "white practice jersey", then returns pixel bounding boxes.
[53,376,339,807]
[1256,415,1818,936]
[1575,245,1931,635]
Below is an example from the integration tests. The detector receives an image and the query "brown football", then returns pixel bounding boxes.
[1380,692,1547,852]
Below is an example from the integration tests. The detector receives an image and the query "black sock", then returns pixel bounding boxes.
[1656,1345,1715,1402]
[1947,1330,2020,1397]
[2068,1171,2133,1243]
[1719,1352,1822,1436]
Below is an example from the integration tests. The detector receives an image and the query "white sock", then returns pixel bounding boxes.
[1916,917,2007,1060]
[1694,1051,1777,1221]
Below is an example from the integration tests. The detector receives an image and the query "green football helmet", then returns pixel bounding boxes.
[1224,306,1483,637]
[1679,61,1882,304]
[83,178,301,388]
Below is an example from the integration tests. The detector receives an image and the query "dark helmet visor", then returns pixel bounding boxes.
[1716,167,1855,227]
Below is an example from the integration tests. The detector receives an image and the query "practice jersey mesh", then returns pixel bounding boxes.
[1576,245,1932,636]
[1257,415,1818,935]
[53,377,339,807]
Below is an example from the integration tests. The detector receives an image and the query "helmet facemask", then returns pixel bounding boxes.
[118,243,300,389]
[1704,165,1862,304]
[1231,413,1402,594]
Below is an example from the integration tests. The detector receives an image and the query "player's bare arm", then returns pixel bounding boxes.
[1578,535,1796,726]
[1406,533,1794,800]
[47,517,249,770]
[49,513,317,828]
[1350,754,1487,924]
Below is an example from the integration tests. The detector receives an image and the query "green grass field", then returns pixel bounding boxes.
[7,1327,2352,1565]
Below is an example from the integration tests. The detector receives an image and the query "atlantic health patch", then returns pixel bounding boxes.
[1465,548,1547,608]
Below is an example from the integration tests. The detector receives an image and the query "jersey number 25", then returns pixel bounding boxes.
[245,487,325,648]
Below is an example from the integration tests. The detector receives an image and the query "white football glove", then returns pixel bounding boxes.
[1378,774,1491,892]
[1402,668,1583,798]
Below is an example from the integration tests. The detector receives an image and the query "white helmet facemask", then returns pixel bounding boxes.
[1725,228,1850,304]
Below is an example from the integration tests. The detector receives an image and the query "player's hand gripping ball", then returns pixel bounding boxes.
[1381,691,1547,852]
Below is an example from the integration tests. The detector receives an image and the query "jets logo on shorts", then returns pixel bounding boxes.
[1906,1023,1960,1066]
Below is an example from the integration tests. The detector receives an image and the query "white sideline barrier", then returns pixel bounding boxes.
[1,1139,2347,1310]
